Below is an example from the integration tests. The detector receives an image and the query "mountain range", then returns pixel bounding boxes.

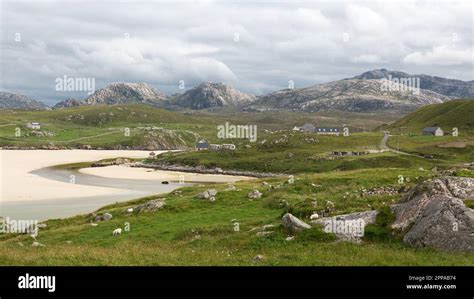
[0,92,48,110]
[2,69,473,113]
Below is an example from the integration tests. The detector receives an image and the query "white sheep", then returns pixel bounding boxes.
[112,228,122,236]
[127,208,134,213]
[310,213,319,220]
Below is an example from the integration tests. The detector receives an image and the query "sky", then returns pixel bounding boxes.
[0,0,473,106]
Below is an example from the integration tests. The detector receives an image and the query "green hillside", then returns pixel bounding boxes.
[0,105,216,148]
[386,100,474,134]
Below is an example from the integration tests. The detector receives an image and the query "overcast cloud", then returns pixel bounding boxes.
[0,0,472,105]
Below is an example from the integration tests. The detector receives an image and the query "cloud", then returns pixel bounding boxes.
[403,46,473,66]
[0,0,472,105]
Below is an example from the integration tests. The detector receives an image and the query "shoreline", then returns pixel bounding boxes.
[132,162,284,178]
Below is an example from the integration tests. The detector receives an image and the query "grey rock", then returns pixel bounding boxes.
[95,212,113,222]
[282,213,311,232]
[135,199,166,213]
[312,210,378,242]
[391,176,474,252]
[247,189,263,199]
[196,189,218,199]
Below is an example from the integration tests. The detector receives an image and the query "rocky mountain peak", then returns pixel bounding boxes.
[85,82,167,106]
[175,82,256,109]
[0,92,47,109]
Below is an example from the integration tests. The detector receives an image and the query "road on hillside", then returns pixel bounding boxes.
[380,133,417,156]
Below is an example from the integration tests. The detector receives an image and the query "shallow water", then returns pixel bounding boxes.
[1,166,193,221]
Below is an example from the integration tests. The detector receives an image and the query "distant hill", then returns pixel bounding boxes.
[351,69,474,99]
[84,83,167,106]
[53,98,85,109]
[252,79,450,113]
[174,82,256,109]
[0,92,48,110]
[386,100,474,134]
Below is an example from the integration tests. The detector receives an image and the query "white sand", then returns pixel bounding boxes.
[79,165,253,183]
[0,150,153,202]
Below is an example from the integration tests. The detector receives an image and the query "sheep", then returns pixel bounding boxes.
[310,213,319,220]
[112,228,122,236]
[126,208,134,213]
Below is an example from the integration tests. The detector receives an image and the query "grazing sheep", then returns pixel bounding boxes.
[127,208,134,213]
[310,213,319,220]
[112,228,122,236]
[30,228,38,240]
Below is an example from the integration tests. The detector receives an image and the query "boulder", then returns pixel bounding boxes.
[391,176,474,252]
[94,212,112,222]
[282,213,311,232]
[135,199,166,213]
[248,189,263,199]
[196,189,218,199]
[312,210,378,242]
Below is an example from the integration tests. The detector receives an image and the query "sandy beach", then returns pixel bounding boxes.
[0,150,153,203]
[79,165,253,183]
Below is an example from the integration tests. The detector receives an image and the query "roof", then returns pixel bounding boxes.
[196,141,209,148]
[422,127,441,132]
[315,127,340,132]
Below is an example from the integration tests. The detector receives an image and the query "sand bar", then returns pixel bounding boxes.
[79,165,253,183]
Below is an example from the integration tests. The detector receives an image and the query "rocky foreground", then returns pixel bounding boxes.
[285,176,473,252]
[391,176,474,252]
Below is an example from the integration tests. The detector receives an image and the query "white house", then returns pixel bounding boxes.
[26,122,41,130]
[209,144,223,150]
[222,144,236,150]
[422,127,443,136]
[315,127,340,136]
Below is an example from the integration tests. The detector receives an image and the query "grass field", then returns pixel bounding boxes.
[1,168,473,266]
[0,103,473,266]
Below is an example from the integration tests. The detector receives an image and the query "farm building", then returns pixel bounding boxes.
[315,127,340,136]
[26,122,41,130]
[222,144,236,150]
[195,140,209,151]
[422,127,443,136]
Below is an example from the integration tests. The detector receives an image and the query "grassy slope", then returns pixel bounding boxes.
[1,168,473,266]
[0,105,399,148]
[0,104,214,147]
[384,100,474,162]
[0,104,472,265]
[386,99,474,134]
[153,132,444,174]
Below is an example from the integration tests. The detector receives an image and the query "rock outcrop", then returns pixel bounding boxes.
[391,176,474,252]
[196,189,218,200]
[311,210,378,242]
[135,199,166,213]
[282,213,311,232]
